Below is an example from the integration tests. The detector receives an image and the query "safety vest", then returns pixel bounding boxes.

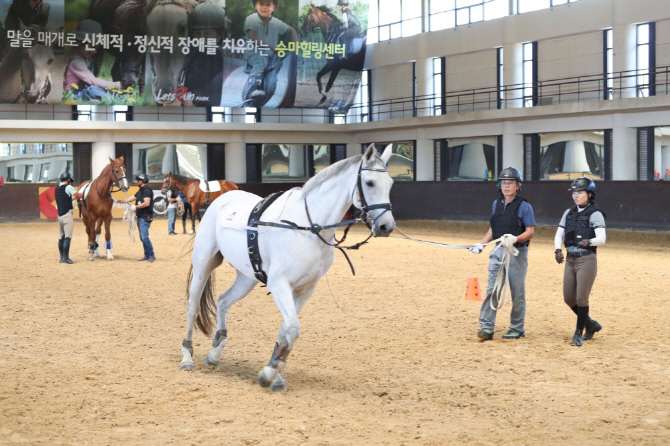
[55,184,73,217]
[490,196,528,247]
[564,204,604,253]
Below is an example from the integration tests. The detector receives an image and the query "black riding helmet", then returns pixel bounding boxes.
[60,172,74,182]
[135,174,150,184]
[498,167,522,181]
[569,177,596,198]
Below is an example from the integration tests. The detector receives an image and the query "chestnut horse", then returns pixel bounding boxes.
[161,173,238,234]
[74,157,129,260]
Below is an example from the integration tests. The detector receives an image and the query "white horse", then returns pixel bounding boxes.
[180,144,396,391]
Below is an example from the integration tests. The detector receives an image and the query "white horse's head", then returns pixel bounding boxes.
[358,144,396,237]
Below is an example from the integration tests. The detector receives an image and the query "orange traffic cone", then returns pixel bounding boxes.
[0,175,4,185]
[465,278,482,301]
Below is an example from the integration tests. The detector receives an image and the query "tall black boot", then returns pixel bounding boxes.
[58,236,64,263]
[571,329,583,347]
[62,237,76,264]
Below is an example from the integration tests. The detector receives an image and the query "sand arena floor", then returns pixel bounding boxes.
[1,219,669,445]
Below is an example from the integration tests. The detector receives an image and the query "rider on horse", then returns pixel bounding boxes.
[336,0,360,60]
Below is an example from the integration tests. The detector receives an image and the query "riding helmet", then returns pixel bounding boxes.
[498,167,522,182]
[190,2,226,34]
[337,0,349,5]
[60,172,74,182]
[252,0,278,6]
[569,177,596,198]
[75,19,103,41]
[135,174,150,184]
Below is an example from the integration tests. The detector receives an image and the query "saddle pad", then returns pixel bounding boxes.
[198,180,221,193]
[79,182,92,200]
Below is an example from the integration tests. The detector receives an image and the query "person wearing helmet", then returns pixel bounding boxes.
[118,174,156,262]
[554,177,606,347]
[469,167,536,341]
[63,19,121,101]
[242,0,297,101]
[336,0,361,59]
[55,172,77,264]
[184,1,227,106]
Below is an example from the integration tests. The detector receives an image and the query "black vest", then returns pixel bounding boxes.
[490,196,528,247]
[564,204,604,253]
[55,184,73,217]
[136,185,154,220]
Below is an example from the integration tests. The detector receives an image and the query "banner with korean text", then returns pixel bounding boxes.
[0,0,368,111]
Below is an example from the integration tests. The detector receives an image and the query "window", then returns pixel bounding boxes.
[368,141,415,181]
[132,144,206,181]
[636,23,655,97]
[245,107,260,123]
[77,105,91,121]
[538,131,606,180]
[261,144,331,182]
[114,105,128,121]
[23,165,33,182]
[356,70,371,122]
[66,160,73,175]
[210,107,225,123]
[523,42,537,107]
[497,47,504,109]
[39,163,50,182]
[435,137,499,181]
[7,166,14,180]
[604,29,613,99]
[333,114,346,124]
[433,57,444,116]
[517,0,580,14]
[369,0,421,44]
[430,0,507,32]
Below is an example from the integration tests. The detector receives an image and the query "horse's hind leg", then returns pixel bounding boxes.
[205,271,257,368]
[181,247,224,371]
[103,215,113,260]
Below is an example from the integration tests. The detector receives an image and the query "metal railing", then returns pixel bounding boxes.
[0,66,668,124]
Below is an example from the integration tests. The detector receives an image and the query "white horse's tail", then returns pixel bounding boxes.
[185,263,217,337]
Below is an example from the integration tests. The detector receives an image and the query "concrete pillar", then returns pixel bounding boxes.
[162,144,176,175]
[502,133,524,174]
[91,141,116,178]
[612,120,637,180]
[415,138,434,181]
[225,142,246,183]
[346,143,361,158]
[415,58,433,117]
[288,145,305,177]
[503,42,523,109]
[612,23,637,99]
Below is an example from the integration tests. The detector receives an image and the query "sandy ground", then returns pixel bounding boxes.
[1,219,670,445]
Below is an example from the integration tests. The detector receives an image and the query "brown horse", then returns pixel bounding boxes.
[161,172,238,234]
[74,157,129,261]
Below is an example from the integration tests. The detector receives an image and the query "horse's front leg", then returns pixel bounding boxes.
[316,63,332,104]
[84,217,96,261]
[205,272,257,368]
[94,218,103,257]
[325,67,341,94]
[103,215,113,260]
[258,281,302,391]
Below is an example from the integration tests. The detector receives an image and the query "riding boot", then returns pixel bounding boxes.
[62,237,76,264]
[58,236,64,263]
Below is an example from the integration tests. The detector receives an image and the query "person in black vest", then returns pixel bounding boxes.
[118,174,156,262]
[554,177,606,347]
[469,167,536,341]
[55,172,77,264]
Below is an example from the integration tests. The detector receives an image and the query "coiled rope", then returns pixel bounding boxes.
[123,202,136,243]
[392,227,519,310]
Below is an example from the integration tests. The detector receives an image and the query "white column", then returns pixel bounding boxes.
[415,58,433,117]
[91,141,116,178]
[414,138,434,181]
[502,133,524,174]
[288,145,305,177]
[612,121,637,180]
[503,42,523,109]
[162,144,176,175]
[612,23,637,99]
[225,142,247,183]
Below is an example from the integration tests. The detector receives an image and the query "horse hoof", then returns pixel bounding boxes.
[180,362,194,371]
[271,382,287,392]
[107,255,114,260]
[258,366,277,388]
[88,257,94,262]
[258,374,272,388]
[205,356,220,368]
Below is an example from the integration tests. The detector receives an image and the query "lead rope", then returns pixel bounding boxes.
[122,192,136,243]
[393,227,519,310]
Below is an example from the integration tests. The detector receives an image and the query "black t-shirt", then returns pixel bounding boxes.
[134,185,154,220]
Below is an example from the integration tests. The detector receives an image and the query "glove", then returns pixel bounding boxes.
[468,244,484,254]
[130,204,136,211]
[503,234,518,244]
[555,249,564,264]
[577,239,591,248]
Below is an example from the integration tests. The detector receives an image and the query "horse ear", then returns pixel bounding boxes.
[108,156,114,163]
[119,155,124,163]
[380,144,393,164]
[363,144,376,164]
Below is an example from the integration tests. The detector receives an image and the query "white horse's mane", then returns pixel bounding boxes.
[302,153,386,197]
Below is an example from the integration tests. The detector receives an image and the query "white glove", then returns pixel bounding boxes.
[502,234,517,243]
[130,204,136,211]
[468,244,484,254]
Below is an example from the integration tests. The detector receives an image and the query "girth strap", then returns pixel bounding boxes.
[247,191,286,284]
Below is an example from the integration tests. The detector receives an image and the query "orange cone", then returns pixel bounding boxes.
[465,278,482,301]
[0,175,4,185]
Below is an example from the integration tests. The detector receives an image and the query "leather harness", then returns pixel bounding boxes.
[245,160,393,285]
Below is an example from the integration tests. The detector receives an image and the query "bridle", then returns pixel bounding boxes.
[353,161,393,226]
[95,165,128,197]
